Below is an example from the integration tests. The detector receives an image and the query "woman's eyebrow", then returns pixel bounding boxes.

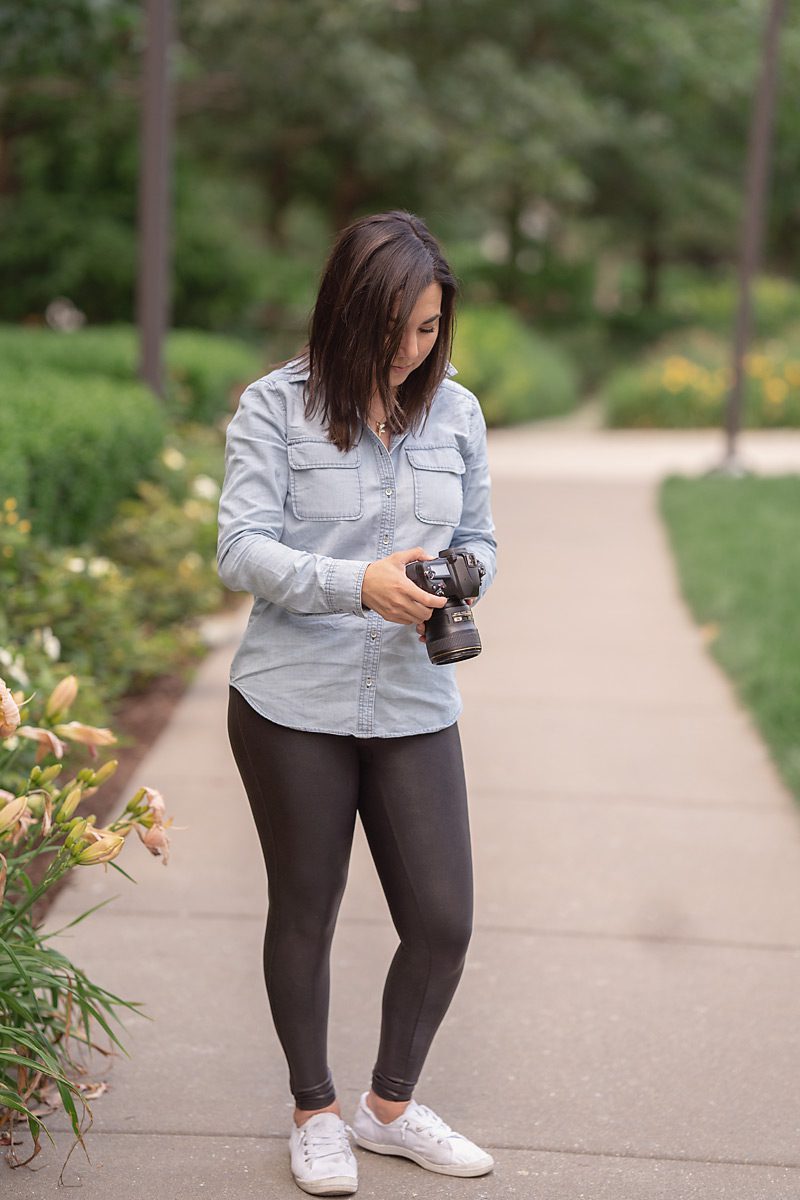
[421,312,442,323]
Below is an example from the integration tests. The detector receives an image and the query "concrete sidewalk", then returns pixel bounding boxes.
[9,427,800,1197]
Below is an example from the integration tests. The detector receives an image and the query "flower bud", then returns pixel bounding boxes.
[45,675,79,719]
[57,787,83,822]
[26,792,46,817]
[74,833,125,866]
[90,760,118,787]
[125,787,147,813]
[65,818,89,849]
[53,722,116,748]
[0,795,28,833]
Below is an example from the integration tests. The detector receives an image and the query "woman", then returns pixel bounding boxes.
[218,210,497,1196]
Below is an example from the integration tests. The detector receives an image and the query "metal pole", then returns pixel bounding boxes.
[136,0,174,398]
[718,0,785,475]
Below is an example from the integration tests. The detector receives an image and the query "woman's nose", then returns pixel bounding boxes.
[399,330,418,361]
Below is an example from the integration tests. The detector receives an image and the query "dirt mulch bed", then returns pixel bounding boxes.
[27,667,195,929]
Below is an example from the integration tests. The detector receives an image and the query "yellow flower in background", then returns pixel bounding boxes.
[744,352,770,378]
[161,446,186,471]
[3,498,16,512]
[178,551,203,578]
[764,378,788,407]
[784,362,800,388]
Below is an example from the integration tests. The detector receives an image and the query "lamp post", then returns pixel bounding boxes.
[136,0,174,399]
[717,0,785,475]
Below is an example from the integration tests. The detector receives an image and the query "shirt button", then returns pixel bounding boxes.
[382,534,390,544]
[385,488,393,496]
[370,631,378,640]
[365,678,373,687]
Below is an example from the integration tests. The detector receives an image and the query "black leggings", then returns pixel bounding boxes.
[226,685,474,1109]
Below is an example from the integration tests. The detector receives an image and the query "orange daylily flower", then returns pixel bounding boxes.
[17,726,68,762]
[0,678,20,737]
[53,722,117,747]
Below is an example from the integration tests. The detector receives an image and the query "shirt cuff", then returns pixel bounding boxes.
[325,558,371,618]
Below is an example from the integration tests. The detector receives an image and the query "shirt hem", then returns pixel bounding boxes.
[229,680,462,738]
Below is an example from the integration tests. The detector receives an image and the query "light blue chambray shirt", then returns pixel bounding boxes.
[216,356,497,737]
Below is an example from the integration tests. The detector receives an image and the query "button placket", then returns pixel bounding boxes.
[357,438,398,736]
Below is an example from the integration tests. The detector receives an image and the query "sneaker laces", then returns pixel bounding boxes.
[401,1103,464,1145]
[301,1120,355,1162]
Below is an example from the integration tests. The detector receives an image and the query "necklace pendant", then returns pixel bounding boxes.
[375,419,387,435]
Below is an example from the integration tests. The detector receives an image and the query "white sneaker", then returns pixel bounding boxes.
[288,1111,358,1195]
[350,1092,494,1177]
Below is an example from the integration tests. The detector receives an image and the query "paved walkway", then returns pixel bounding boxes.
[10,427,800,1197]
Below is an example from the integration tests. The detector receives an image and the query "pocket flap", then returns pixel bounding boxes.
[405,445,466,474]
[287,440,360,470]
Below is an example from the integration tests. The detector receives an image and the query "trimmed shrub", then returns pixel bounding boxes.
[0,325,263,423]
[0,369,165,543]
[165,331,264,422]
[452,304,579,426]
[663,273,800,338]
[604,327,800,428]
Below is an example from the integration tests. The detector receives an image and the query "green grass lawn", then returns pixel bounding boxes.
[659,474,800,803]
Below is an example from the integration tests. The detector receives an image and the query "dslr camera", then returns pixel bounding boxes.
[405,548,486,665]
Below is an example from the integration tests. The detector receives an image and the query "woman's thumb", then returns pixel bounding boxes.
[394,546,433,564]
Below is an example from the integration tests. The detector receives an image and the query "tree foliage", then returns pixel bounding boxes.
[2,0,800,327]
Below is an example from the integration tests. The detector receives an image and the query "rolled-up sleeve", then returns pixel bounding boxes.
[216,379,370,616]
[449,395,497,603]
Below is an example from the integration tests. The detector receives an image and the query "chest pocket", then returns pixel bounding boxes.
[287,439,362,520]
[405,445,466,526]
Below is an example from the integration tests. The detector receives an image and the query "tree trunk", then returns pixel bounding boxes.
[639,229,662,310]
[502,187,524,305]
[265,155,291,248]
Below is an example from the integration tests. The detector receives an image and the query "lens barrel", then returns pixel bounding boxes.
[425,600,482,664]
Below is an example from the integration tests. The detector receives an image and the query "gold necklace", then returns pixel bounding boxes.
[374,418,388,435]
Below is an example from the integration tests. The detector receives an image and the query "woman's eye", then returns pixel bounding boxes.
[420,327,435,335]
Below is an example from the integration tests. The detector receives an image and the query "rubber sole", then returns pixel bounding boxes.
[353,1133,494,1177]
[292,1173,358,1196]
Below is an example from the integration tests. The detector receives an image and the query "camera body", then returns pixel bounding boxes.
[405,548,486,665]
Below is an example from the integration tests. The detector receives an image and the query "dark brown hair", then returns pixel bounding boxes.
[284,210,459,452]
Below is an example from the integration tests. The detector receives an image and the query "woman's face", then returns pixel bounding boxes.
[386,281,443,386]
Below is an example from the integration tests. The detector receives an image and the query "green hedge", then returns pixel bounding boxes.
[662,273,800,339]
[452,304,579,426]
[604,327,800,428]
[0,325,264,423]
[0,369,166,544]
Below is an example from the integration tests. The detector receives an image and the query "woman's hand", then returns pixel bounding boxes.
[362,547,448,625]
[415,596,474,642]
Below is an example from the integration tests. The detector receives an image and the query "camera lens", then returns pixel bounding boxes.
[425,601,482,664]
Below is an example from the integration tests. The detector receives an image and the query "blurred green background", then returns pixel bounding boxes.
[3,0,800,425]
[1,0,799,797]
